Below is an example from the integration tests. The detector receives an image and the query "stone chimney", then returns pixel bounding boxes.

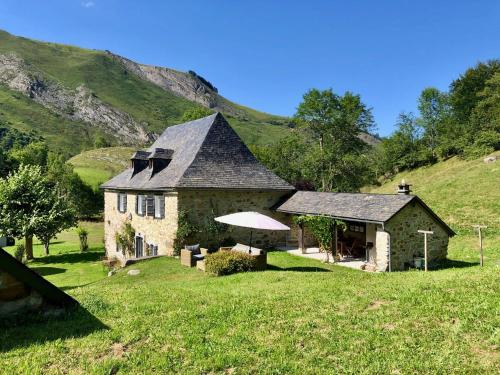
[397,179,412,195]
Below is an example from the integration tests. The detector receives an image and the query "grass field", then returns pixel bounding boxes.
[68,147,134,188]
[1,223,498,373]
[364,151,500,234]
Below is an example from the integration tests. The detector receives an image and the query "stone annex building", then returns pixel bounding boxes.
[101,113,454,271]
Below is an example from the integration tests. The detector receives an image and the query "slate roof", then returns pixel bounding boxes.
[275,191,455,235]
[101,113,294,191]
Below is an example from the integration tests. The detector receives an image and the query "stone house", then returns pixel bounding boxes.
[275,186,455,271]
[101,113,295,263]
[101,113,454,271]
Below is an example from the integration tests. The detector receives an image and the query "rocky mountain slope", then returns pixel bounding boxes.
[0,29,290,155]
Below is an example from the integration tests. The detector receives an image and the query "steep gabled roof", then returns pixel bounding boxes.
[0,247,78,309]
[275,191,455,235]
[101,113,294,191]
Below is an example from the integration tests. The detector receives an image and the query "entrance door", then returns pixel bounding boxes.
[135,236,144,258]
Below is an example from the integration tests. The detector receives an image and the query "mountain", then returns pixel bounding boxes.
[363,151,500,233]
[0,29,291,156]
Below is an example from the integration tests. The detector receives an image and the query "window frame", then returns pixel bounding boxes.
[117,192,127,213]
[136,194,146,216]
[154,195,165,219]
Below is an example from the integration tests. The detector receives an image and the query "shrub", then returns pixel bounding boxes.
[173,210,198,256]
[115,221,135,256]
[14,243,25,262]
[76,226,89,252]
[205,251,257,276]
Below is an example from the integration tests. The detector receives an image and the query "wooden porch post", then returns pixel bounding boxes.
[333,221,338,260]
[298,223,305,254]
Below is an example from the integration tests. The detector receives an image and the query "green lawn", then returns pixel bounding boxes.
[1,223,499,373]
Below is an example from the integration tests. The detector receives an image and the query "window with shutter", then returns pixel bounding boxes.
[146,195,155,217]
[117,193,127,213]
[136,195,146,216]
[154,195,165,219]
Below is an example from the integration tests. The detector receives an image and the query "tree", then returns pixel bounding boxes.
[33,190,76,255]
[47,153,103,218]
[250,133,312,188]
[181,107,214,122]
[8,141,48,168]
[450,59,500,124]
[94,134,111,149]
[295,88,375,191]
[0,165,76,259]
[417,88,451,159]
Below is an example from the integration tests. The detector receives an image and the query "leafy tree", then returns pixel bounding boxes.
[450,59,500,124]
[295,89,375,191]
[294,215,335,262]
[8,141,48,168]
[0,165,75,259]
[250,133,311,188]
[47,153,103,218]
[181,107,214,122]
[417,87,451,159]
[94,134,111,149]
[33,190,76,255]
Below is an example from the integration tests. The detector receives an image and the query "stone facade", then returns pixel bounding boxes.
[104,190,179,262]
[104,189,292,261]
[178,190,291,249]
[385,201,449,270]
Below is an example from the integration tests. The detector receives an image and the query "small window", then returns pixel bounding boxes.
[117,193,127,213]
[154,195,165,219]
[136,195,146,216]
[349,225,365,233]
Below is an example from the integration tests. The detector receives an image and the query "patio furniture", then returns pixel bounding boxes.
[180,244,208,267]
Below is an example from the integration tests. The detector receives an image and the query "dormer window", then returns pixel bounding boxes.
[148,148,174,176]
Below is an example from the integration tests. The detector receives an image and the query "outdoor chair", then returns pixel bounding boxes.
[180,244,208,267]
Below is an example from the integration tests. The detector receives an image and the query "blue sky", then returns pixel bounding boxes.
[1,1,499,135]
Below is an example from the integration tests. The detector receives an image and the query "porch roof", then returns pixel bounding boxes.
[275,191,455,235]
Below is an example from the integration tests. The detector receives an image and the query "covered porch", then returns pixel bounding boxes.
[279,219,381,271]
[274,191,410,272]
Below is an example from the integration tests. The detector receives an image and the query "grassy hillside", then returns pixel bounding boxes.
[0,29,291,154]
[68,147,134,188]
[364,151,500,233]
[1,224,499,373]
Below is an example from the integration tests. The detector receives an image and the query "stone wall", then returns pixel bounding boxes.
[104,190,179,261]
[0,269,43,316]
[178,190,292,249]
[385,201,449,270]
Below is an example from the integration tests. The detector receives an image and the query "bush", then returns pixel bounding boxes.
[76,226,89,252]
[14,243,25,262]
[205,251,257,276]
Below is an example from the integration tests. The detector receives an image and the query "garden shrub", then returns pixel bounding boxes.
[14,243,25,262]
[76,226,89,252]
[205,251,257,276]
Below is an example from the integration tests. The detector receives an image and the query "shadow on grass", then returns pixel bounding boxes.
[267,264,331,272]
[30,266,67,276]
[32,250,104,265]
[0,306,108,352]
[431,259,478,270]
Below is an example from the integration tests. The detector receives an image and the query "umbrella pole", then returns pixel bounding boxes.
[249,231,253,254]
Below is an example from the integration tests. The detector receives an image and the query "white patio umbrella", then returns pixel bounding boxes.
[215,211,290,253]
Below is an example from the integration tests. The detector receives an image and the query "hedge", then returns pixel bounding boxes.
[205,251,257,276]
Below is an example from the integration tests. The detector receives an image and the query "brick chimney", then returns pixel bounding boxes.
[397,179,412,195]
